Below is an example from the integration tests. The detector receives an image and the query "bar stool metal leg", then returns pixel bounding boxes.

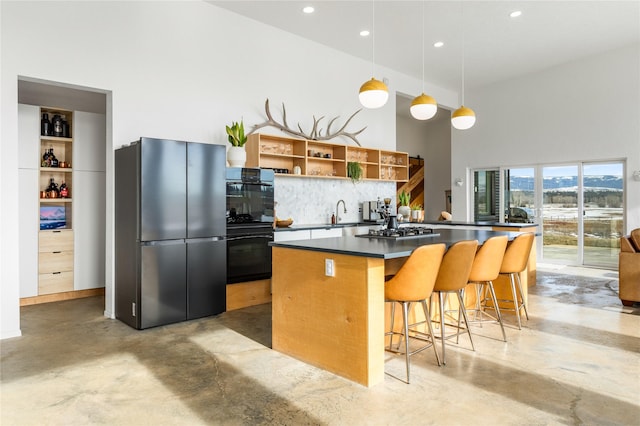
[456,290,474,351]
[421,300,441,366]
[508,272,530,330]
[515,273,529,320]
[509,274,522,329]
[486,280,507,341]
[388,301,397,350]
[439,292,446,364]
[402,302,411,382]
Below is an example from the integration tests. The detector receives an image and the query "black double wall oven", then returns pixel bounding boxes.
[226,168,275,284]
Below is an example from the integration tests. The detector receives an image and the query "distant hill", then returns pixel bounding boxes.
[509,175,623,191]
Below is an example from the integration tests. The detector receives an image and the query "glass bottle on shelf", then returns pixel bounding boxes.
[41,113,51,136]
[42,148,50,167]
[46,177,59,198]
[61,115,70,138]
[52,114,63,137]
[59,182,69,198]
[50,147,58,168]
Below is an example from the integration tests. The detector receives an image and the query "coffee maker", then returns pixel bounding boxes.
[362,200,384,222]
[362,198,392,223]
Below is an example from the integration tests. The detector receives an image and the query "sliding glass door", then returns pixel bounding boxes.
[503,167,536,224]
[582,163,623,267]
[473,161,624,268]
[541,165,579,263]
[540,162,624,267]
[473,169,499,222]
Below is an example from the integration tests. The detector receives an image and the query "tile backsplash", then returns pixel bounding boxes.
[274,177,396,225]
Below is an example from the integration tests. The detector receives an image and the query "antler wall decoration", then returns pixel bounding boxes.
[248,99,367,146]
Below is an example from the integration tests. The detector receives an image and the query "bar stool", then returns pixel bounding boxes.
[495,232,535,329]
[385,243,446,383]
[431,240,479,365]
[466,235,509,341]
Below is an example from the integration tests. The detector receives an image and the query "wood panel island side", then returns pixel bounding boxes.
[270,228,533,387]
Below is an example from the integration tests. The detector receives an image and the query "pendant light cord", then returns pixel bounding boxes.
[421,0,425,93]
[372,0,376,77]
[461,1,465,105]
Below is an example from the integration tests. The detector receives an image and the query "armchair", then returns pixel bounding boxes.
[619,229,640,306]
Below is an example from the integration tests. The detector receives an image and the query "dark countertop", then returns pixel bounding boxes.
[275,220,538,232]
[422,220,539,229]
[275,222,376,232]
[270,228,526,259]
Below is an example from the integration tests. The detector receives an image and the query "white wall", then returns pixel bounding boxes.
[396,112,451,221]
[451,44,640,232]
[0,1,456,339]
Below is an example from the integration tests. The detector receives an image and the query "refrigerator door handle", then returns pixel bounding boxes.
[226,180,273,188]
[186,237,225,244]
[226,235,273,241]
[140,239,185,246]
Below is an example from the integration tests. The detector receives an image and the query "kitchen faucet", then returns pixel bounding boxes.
[336,199,347,223]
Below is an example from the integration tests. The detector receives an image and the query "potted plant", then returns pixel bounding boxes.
[226,119,247,167]
[411,204,424,222]
[347,161,363,183]
[397,190,411,218]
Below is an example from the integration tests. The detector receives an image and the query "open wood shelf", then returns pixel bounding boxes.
[245,133,408,182]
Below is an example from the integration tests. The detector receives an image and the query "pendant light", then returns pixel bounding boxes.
[410,0,437,120]
[451,2,476,130]
[359,0,389,109]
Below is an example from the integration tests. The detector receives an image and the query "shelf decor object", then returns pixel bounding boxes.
[249,99,367,146]
[451,3,476,130]
[358,0,389,109]
[398,189,411,218]
[410,1,438,120]
[347,161,363,183]
[226,119,247,167]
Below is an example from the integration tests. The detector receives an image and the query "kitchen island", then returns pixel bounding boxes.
[270,228,531,387]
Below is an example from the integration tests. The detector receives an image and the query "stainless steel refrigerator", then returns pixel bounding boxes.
[115,138,226,329]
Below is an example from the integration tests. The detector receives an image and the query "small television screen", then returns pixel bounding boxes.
[40,206,66,230]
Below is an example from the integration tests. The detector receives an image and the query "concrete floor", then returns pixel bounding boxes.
[2,267,639,425]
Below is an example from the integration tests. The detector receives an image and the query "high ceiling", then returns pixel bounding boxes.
[209,1,640,93]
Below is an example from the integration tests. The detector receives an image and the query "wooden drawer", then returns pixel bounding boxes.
[39,251,74,274]
[39,271,74,295]
[39,230,74,252]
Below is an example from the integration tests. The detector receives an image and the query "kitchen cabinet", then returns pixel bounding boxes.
[18,105,40,298]
[274,229,311,242]
[245,133,409,182]
[275,225,374,241]
[73,111,106,291]
[274,227,342,242]
[38,230,74,294]
[341,225,375,237]
[18,104,106,302]
[38,107,74,294]
[346,147,380,180]
[310,228,342,239]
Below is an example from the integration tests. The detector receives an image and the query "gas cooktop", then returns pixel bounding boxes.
[356,226,439,240]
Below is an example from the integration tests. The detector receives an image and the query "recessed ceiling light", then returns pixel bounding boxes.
[509,10,522,18]
[302,6,314,14]
[360,30,370,37]
[433,41,444,48]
